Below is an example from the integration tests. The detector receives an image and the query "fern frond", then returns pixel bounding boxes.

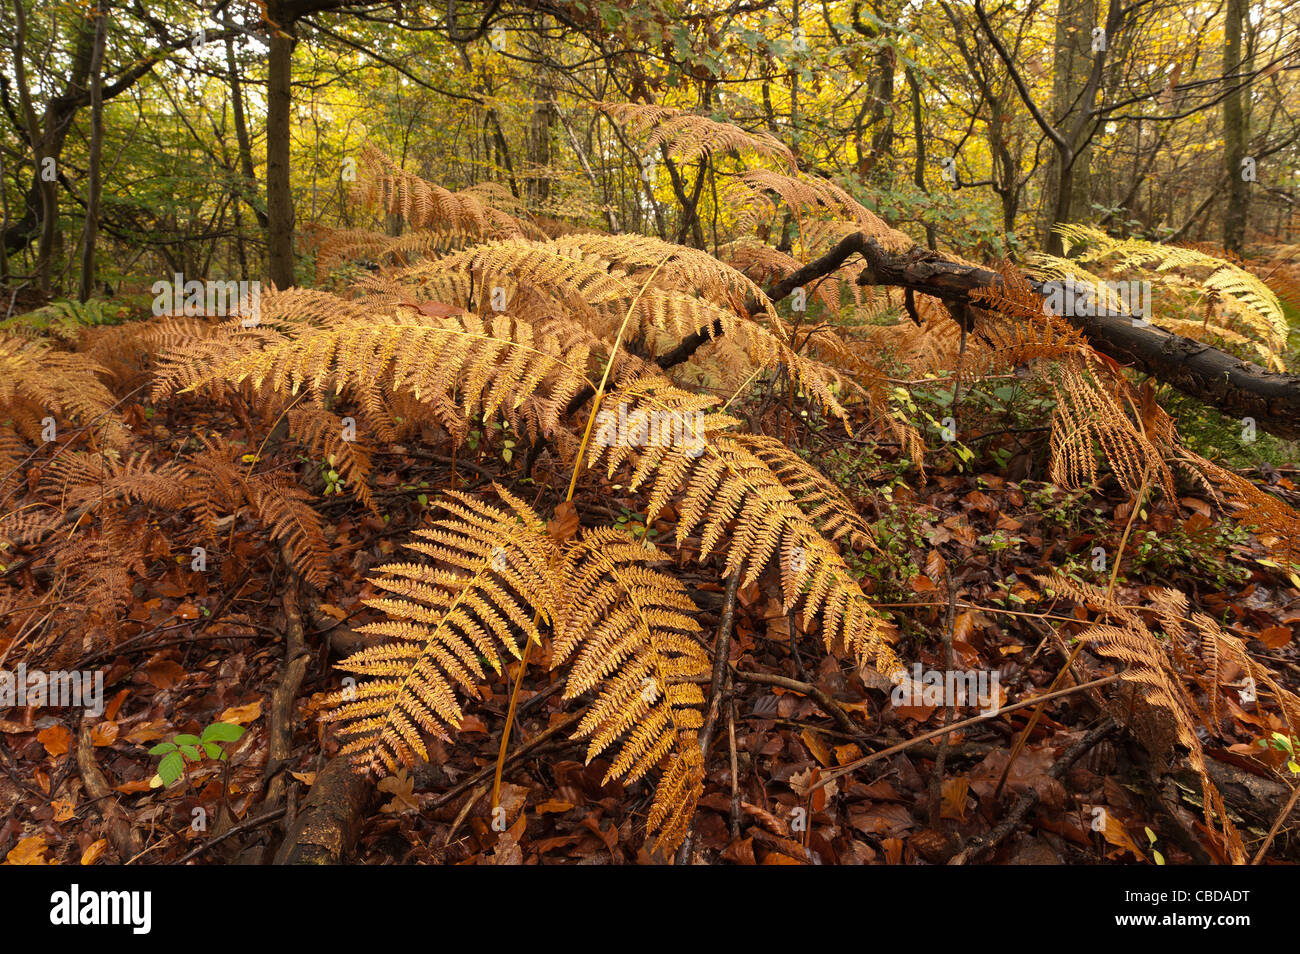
[1189,454,1300,569]
[380,238,855,423]
[553,528,709,853]
[287,406,377,511]
[324,486,556,773]
[312,226,462,279]
[596,102,796,170]
[726,170,912,252]
[156,294,597,442]
[591,376,897,672]
[246,475,332,589]
[44,451,193,511]
[1052,225,1290,370]
[354,146,545,240]
[734,434,875,550]
[0,335,126,446]
[1039,573,1247,863]
[1047,358,1176,499]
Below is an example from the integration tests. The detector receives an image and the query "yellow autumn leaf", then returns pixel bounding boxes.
[80,839,108,865]
[5,835,54,865]
[217,699,263,725]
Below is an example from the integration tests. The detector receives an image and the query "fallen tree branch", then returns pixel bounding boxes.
[172,807,286,866]
[813,673,1122,790]
[733,669,867,739]
[560,230,1300,441]
[76,722,143,863]
[262,579,310,810]
[273,756,372,865]
[846,236,1300,440]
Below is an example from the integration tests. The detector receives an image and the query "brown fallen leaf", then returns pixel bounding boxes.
[1259,625,1293,649]
[535,799,574,815]
[144,658,187,689]
[721,837,757,865]
[547,500,580,543]
[834,742,862,765]
[800,728,834,767]
[103,688,129,721]
[378,769,418,813]
[940,777,970,821]
[123,720,169,744]
[37,724,71,758]
[880,836,905,864]
[217,699,263,725]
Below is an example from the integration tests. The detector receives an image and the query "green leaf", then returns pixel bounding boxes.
[148,741,177,756]
[173,733,201,745]
[179,745,202,761]
[158,751,185,787]
[203,742,224,760]
[200,722,245,743]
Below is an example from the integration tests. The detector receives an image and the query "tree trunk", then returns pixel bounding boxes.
[5,0,101,287]
[1043,0,1094,253]
[265,13,297,289]
[905,67,936,250]
[1222,0,1249,253]
[77,0,107,302]
[226,29,268,231]
[850,0,894,178]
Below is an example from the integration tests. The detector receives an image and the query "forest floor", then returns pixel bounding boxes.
[4,380,1300,866]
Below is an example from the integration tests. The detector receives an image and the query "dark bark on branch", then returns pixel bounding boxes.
[844,235,1300,441]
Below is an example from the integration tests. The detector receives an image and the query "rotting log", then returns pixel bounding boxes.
[273,756,371,865]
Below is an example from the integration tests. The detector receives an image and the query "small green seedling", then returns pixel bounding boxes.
[1257,732,1300,775]
[149,721,245,788]
[321,455,345,495]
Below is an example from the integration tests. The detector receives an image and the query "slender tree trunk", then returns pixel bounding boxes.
[77,0,107,302]
[1222,0,1249,253]
[265,13,296,288]
[1043,0,1094,252]
[905,67,936,250]
[226,30,267,231]
[525,15,553,208]
[851,0,894,178]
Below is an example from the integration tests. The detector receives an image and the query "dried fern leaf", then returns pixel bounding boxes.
[553,528,709,853]
[324,486,556,774]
